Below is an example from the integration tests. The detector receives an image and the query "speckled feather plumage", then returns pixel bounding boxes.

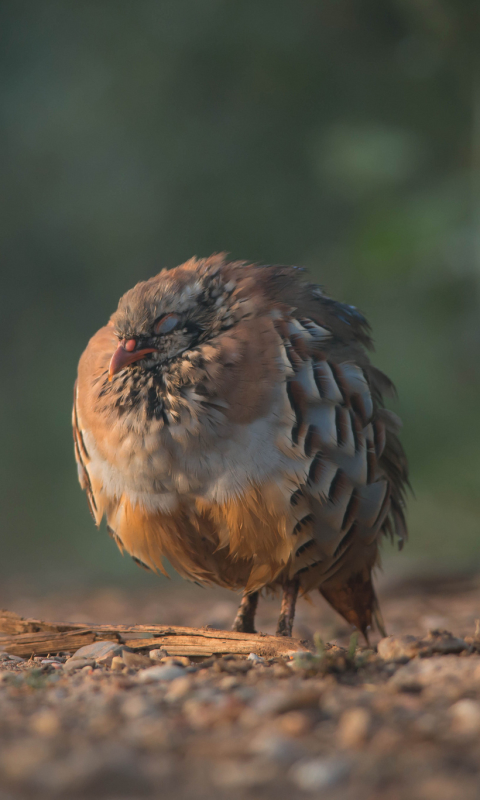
[73,255,408,635]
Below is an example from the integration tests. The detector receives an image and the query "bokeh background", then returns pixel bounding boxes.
[1,0,480,592]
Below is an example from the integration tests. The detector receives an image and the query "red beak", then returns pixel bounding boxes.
[108,340,157,381]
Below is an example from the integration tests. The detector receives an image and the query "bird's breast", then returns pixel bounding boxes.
[81,378,303,513]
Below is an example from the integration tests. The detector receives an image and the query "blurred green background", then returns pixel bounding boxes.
[1,0,480,588]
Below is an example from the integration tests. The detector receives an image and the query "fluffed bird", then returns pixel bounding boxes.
[73,255,408,638]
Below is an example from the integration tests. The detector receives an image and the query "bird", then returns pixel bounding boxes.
[73,254,408,639]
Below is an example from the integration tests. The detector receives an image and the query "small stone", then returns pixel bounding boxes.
[121,651,152,669]
[121,695,150,719]
[30,709,61,737]
[256,687,322,716]
[219,675,239,691]
[136,665,185,683]
[213,657,251,674]
[337,707,371,748]
[0,652,12,661]
[290,757,350,791]
[390,655,480,694]
[379,631,469,662]
[70,641,124,666]
[247,653,265,664]
[111,656,126,671]
[449,699,480,734]
[6,654,24,663]
[249,732,304,763]
[164,675,193,700]
[161,656,191,667]
[377,635,420,661]
[418,629,469,656]
[278,711,313,737]
[64,657,96,671]
[149,649,169,660]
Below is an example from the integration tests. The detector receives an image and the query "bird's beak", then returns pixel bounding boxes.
[108,341,157,381]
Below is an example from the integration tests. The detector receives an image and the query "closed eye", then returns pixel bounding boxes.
[153,313,180,335]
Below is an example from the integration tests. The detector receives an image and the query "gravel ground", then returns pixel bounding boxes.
[1,571,480,800]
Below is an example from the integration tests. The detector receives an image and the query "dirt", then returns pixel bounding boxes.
[1,571,480,800]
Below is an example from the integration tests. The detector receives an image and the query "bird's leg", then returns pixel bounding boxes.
[276,578,299,637]
[232,591,259,633]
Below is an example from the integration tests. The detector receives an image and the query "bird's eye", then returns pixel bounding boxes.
[153,313,180,335]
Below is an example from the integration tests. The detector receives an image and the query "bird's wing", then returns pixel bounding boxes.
[265,273,408,635]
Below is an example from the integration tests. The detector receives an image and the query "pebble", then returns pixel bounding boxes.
[290,757,350,791]
[378,635,420,661]
[247,653,265,664]
[64,657,96,672]
[121,695,151,719]
[30,710,61,737]
[149,649,169,661]
[164,675,194,701]
[121,650,152,669]
[249,732,305,763]
[255,687,322,716]
[449,699,480,734]
[337,707,371,748]
[218,675,239,691]
[378,631,469,663]
[390,656,480,694]
[277,710,313,736]
[136,665,186,683]
[70,641,124,666]
[3,654,24,663]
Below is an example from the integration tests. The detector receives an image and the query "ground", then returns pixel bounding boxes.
[1,568,480,800]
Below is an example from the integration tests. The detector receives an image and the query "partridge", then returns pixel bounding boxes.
[73,255,408,638]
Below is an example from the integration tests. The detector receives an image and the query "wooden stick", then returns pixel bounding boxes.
[0,610,309,659]
[0,609,82,635]
[0,630,98,658]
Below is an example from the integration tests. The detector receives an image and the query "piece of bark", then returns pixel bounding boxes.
[121,634,301,659]
[0,611,310,659]
[0,610,81,635]
[0,629,97,658]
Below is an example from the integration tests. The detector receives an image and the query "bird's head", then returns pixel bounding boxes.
[108,256,239,380]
